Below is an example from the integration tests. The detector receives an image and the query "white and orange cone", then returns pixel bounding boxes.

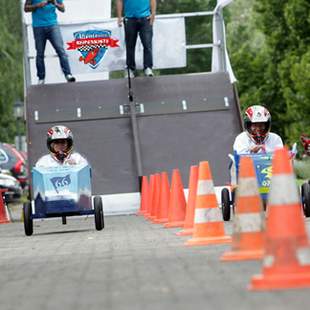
[221,156,265,261]
[249,147,310,290]
[186,161,231,246]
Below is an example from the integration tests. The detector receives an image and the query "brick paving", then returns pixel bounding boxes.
[0,213,309,310]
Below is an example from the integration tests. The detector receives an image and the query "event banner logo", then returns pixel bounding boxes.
[67,30,119,69]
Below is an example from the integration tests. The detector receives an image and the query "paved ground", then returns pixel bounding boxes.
[0,205,309,310]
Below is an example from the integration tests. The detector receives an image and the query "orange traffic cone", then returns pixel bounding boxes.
[221,156,265,261]
[150,174,161,223]
[0,189,10,224]
[138,176,149,215]
[144,174,155,219]
[164,169,186,228]
[186,161,231,246]
[177,165,198,236]
[147,174,159,221]
[154,172,170,224]
[250,147,310,290]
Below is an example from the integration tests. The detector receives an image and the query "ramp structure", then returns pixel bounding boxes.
[26,72,242,194]
[22,2,242,208]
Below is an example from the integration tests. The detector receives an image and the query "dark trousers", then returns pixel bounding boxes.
[33,25,72,79]
[124,17,153,70]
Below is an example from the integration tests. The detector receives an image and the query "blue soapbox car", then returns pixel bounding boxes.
[23,163,104,236]
[221,152,273,221]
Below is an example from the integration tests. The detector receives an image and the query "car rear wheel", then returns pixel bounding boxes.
[221,188,231,221]
[301,182,310,217]
[23,202,33,236]
[94,196,104,230]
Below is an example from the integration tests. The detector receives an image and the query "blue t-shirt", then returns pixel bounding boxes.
[124,0,150,18]
[31,0,63,27]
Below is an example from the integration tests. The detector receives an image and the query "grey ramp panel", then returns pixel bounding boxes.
[26,72,242,195]
[135,72,241,186]
[139,111,238,187]
[26,79,138,195]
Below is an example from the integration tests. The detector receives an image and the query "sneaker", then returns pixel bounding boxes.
[124,69,135,79]
[65,74,76,82]
[38,79,45,85]
[144,67,154,77]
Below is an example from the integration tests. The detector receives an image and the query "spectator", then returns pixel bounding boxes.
[233,105,283,154]
[300,134,310,158]
[117,0,156,78]
[36,125,87,167]
[24,0,76,84]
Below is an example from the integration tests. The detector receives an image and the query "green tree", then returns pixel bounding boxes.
[227,0,310,145]
[0,0,24,142]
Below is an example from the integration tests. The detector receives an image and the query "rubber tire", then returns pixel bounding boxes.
[23,202,33,236]
[221,188,231,221]
[301,183,310,217]
[94,196,104,230]
[231,188,236,214]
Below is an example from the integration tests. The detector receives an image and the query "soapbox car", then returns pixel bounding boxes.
[23,163,104,236]
[221,152,272,221]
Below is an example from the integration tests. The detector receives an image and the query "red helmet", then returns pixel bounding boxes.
[244,105,271,144]
[46,125,73,162]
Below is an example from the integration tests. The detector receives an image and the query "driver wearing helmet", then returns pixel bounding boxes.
[233,105,283,154]
[36,125,88,167]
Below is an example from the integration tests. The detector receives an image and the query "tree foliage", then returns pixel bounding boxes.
[227,0,310,144]
[0,0,23,142]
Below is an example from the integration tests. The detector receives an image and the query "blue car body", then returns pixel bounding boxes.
[32,164,94,218]
[234,152,273,202]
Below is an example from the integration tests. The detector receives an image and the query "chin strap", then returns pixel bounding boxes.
[248,132,268,145]
[51,150,72,163]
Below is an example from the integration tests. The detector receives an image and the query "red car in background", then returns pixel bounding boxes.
[0,143,28,189]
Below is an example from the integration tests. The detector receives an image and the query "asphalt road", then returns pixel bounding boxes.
[0,207,309,310]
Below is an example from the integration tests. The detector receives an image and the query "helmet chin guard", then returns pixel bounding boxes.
[244,105,271,144]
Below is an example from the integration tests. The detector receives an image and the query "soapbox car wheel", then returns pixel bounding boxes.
[301,182,310,217]
[23,202,33,236]
[221,188,231,221]
[94,196,104,230]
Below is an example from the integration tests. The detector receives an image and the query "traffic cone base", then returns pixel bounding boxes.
[186,235,231,246]
[221,249,264,261]
[164,220,184,228]
[176,228,193,236]
[221,232,264,261]
[249,269,310,290]
[153,218,168,224]
[0,219,10,224]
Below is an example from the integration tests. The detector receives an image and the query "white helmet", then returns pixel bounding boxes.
[244,105,271,144]
[46,125,73,162]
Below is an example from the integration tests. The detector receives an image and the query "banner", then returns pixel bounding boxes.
[59,18,186,74]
